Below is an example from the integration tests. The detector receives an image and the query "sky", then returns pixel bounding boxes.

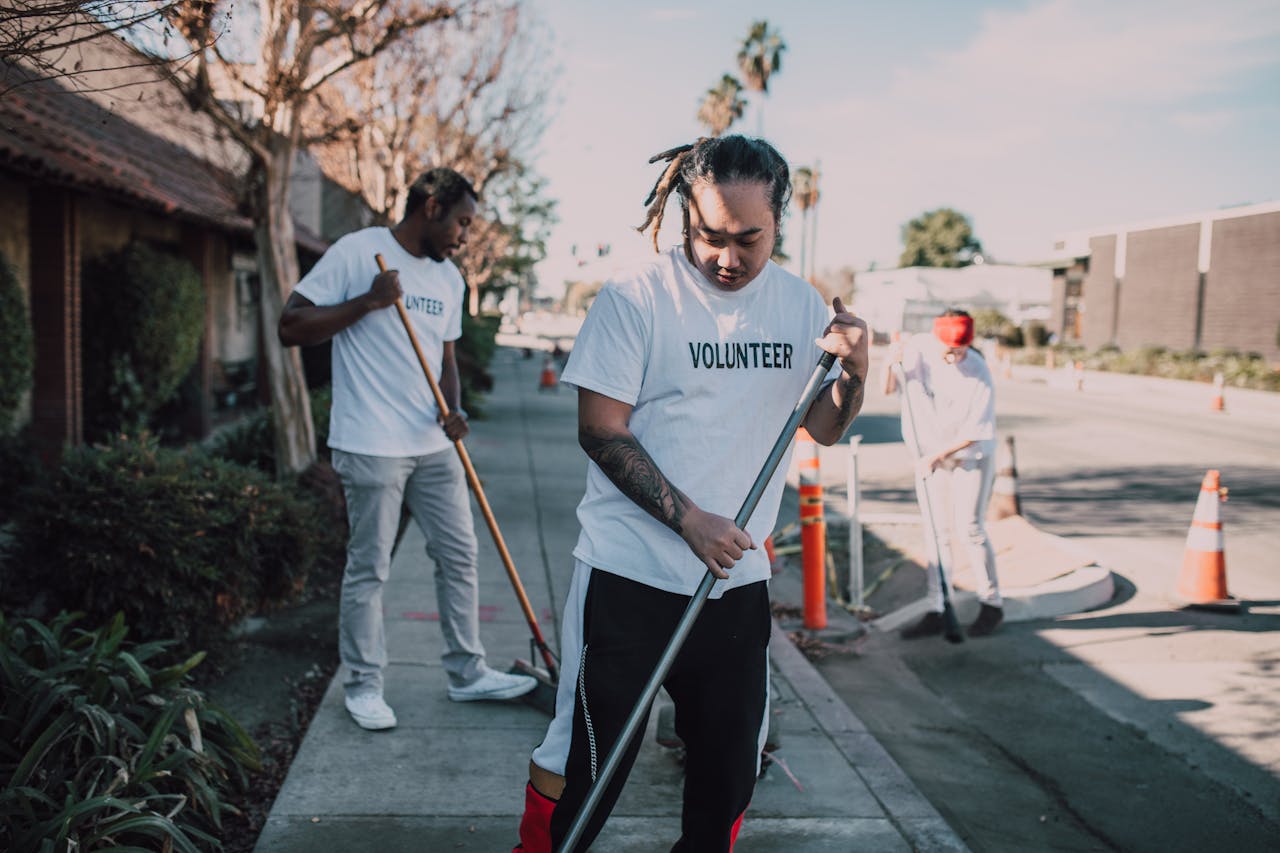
[525,0,1280,295]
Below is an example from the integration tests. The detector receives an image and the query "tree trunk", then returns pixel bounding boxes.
[253,140,316,476]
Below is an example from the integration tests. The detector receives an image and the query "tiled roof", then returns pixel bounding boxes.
[0,61,251,231]
[0,60,331,256]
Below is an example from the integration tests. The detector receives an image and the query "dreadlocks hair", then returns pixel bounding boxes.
[636,135,792,253]
[404,168,479,222]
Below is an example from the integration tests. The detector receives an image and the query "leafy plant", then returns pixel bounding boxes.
[0,251,34,433]
[458,313,499,417]
[5,434,340,648]
[208,385,333,473]
[0,431,42,525]
[0,611,260,852]
[1014,344,1280,391]
[81,242,204,441]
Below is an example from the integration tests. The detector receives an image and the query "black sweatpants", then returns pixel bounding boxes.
[549,570,771,853]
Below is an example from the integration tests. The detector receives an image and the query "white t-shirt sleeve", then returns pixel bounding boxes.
[901,333,929,384]
[560,283,649,406]
[444,265,464,342]
[295,235,357,306]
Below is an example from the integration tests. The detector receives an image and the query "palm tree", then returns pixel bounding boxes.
[792,165,820,280]
[737,20,786,135]
[696,74,746,137]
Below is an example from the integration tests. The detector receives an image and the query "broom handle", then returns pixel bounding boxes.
[376,254,558,681]
[891,362,962,634]
[557,351,837,853]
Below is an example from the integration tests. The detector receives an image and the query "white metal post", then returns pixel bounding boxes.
[847,436,864,608]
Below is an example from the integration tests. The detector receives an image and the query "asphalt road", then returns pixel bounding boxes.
[813,360,1280,852]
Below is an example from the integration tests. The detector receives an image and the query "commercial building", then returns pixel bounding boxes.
[1040,201,1280,360]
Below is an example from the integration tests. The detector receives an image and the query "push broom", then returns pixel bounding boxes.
[375,254,559,713]
[891,362,964,644]
[558,350,837,852]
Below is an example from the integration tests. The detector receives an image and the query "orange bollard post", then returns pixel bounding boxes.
[797,428,827,630]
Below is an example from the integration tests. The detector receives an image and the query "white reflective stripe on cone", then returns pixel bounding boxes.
[1185,526,1224,552]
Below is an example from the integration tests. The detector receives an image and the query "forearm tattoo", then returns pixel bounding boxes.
[579,427,693,534]
[834,373,865,426]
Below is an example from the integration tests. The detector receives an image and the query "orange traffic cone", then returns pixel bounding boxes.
[1210,372,1226,412]
[987,435,1022,521]
[538,356,558,392]
[796,428,827,630]
[1174,469,1239,612]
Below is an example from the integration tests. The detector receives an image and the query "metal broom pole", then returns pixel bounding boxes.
[891,362,963,643]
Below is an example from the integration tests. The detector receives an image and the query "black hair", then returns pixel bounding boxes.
[404,168,478,220]
[637,135,791,252]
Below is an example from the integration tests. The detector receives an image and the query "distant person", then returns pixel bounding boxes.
[512,135,869,852]
[278,167,535,731]
[885,308,1003,639]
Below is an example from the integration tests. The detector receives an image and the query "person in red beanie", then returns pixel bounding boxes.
[884,308,1004,638]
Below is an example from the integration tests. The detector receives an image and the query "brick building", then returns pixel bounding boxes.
[1041,202,1280,361]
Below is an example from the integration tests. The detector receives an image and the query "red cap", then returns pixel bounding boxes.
[934,315,974,347]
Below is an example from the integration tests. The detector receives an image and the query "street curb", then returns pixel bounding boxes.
[869,563,1116,633]
[769,619,971,852]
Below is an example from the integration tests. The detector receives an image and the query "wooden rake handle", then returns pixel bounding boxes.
[375,254,557,681]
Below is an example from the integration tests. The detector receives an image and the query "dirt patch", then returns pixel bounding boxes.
[197,585,342,852]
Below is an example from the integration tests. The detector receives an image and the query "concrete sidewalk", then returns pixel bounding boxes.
[254,348,967,852]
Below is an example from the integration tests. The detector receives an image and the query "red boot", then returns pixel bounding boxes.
[513,780,558,853]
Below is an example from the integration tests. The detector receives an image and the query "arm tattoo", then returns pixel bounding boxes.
[579,426,694,534]
[826,373,865,428]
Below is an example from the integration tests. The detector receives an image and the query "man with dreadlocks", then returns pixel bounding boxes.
[512,136,869,853]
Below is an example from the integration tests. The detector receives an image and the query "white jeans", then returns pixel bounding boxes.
[916,453,1002,610]
[332,447,485,696]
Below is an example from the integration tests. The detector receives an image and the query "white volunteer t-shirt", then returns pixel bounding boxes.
[294,227,464,458]
[562,246,831,598]
[901,333,996,462]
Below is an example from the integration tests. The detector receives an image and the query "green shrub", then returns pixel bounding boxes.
[0,251,34,433]
[0,431,43,525]
[458,313,499,417]
[0,611,259,852]
[82,243,204,440]
[1025,321,1049,348]
[208,385,333,473]
[5,434,338,649]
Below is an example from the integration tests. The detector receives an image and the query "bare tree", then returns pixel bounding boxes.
[306,0,554,313]
[154,0,459,474]
[0,0,202,94]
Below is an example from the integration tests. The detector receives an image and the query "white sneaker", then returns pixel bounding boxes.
[345,692,397,730]
[448,668,538,703]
